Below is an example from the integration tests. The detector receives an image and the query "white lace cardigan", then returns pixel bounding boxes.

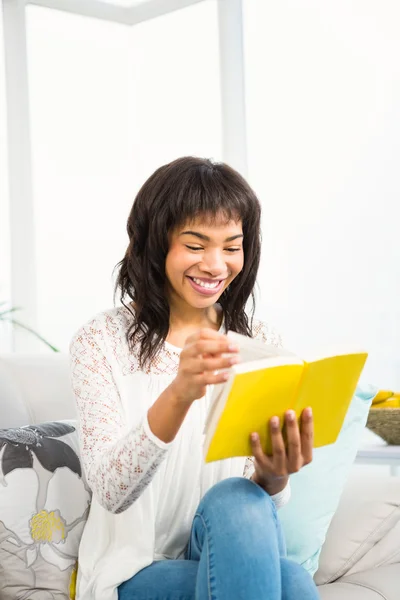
[69,306,290,600]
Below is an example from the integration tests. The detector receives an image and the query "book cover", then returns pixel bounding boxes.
[203,332,368,462]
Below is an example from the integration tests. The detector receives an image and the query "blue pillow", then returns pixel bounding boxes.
[279,384,377,577]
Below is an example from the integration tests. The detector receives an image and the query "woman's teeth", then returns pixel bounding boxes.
[192,277,220,289]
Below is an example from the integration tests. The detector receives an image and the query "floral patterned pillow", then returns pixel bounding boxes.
[0,421,91,600]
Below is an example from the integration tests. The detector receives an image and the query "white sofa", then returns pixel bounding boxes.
[0,353,399,598]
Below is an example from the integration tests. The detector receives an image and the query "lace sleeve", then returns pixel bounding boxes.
[251,319,283,348]
[243,457,255,480]
[69,320,170,514]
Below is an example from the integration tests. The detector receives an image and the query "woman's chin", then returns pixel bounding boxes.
[184,291,221,309]
[187,298,217,309]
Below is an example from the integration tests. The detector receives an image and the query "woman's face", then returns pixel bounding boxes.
[165,215,244,310]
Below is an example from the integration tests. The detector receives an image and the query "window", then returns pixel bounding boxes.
[25,1,221,351]
[0,7,12,351]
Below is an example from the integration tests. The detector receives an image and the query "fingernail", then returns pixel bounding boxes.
[270,417,280,429]
[251,433,258,442]
[228,344,239,352]
[229,356,240,365]
[286,410,296,421]
[305,407,312,418]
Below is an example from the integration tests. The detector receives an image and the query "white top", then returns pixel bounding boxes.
[69,306,290,600]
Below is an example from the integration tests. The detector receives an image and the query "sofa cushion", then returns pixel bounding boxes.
[318,582,383,600]
[278,384,376,578]
[318,564,400,600]
[315,474,400,584]
[0,354,76,428]
[0,421,90,599]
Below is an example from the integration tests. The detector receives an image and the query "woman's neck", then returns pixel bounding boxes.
[167,304,222,348]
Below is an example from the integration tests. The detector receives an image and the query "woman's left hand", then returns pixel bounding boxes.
[250,407,314,496]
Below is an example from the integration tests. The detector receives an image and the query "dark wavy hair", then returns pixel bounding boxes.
[115,156,262,368]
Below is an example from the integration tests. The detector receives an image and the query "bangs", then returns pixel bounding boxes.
[181,208,241,229]
[166,162,252,231]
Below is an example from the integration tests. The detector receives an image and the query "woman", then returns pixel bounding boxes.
[70,157,319,600]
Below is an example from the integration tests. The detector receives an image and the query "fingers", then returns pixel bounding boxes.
[250,409,314,484]
[188,353,239,375]
[285,410,302,473]
[175,329,240,402]
[269,417,286,474]
[194,369,232,386]
[300,407,313,465]
[250,432,270,470]
[181,330,239,376]
[185,328,230,348]
[250,418,287,478]
[185,338,238,359]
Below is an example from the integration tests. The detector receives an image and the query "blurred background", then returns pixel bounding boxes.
[1,0,399,389]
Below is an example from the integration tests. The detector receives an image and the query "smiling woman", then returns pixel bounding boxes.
[69,155,319,600]
[115,156,262,368]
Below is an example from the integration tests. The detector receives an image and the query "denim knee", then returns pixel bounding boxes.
[280,558,320,600]
[188,477,287,563]
[197,477,276,525]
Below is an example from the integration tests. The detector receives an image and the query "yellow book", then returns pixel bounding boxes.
[203,332,368,462]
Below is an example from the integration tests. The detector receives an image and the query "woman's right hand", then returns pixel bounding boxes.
[170,329,240,405]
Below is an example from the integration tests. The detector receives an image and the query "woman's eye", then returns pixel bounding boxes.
[185,245,241,253]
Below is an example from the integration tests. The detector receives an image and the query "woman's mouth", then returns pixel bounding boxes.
[186,276,225,296]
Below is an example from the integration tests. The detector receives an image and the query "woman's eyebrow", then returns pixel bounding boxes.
[180,231,244,242]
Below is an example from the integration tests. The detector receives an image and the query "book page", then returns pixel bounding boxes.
[204,382,225,434]
[227,331,296,363]
[301,343,368,364]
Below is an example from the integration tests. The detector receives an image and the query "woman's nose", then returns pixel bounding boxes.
[199,251,226,276]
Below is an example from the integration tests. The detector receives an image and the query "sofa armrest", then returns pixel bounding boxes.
[0,353,76,427]
[315,473,400,585]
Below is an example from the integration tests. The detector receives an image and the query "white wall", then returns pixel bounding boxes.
[245,0,400,390]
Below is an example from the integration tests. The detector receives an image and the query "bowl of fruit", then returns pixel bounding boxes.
[366,390,400,445]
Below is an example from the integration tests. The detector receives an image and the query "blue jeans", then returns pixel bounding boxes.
[118,477,319,600]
